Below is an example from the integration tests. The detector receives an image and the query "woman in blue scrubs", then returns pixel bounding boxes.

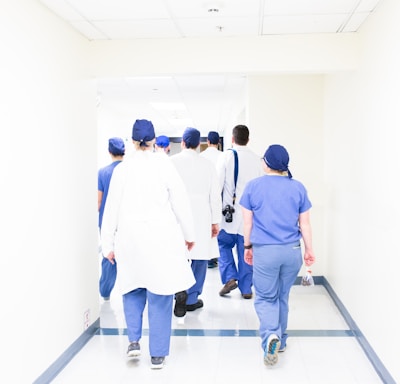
[240,144,316,366]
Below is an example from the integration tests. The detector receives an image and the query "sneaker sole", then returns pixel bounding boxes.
[264,336,280,366]
[127,350,141,357]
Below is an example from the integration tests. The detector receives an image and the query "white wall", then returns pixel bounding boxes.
[246,75,326,276]
[323,0,400,381]
[0,1,98,382]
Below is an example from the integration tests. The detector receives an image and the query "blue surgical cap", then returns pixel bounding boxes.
[182,127,200,149]
[207,131,220,145]
[132,119,155,146]
[108,137,125,156]
[156,135,170,147]
[263,144,292,178]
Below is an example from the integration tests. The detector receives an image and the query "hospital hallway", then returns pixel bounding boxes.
[50,267,384,384]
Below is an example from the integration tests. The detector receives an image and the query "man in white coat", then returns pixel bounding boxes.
[101,119,196,369]
[216,124,264,299]
[200,131,223,268]
[171,127,222,317]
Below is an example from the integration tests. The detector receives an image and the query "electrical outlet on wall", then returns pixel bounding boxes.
[84,309,90,330]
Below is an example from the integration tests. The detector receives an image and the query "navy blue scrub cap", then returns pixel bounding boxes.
[132,119,156,146]
[108,137,125,156]
[182,127,200,148]
[263,144,292,178]
[207,131,220,144]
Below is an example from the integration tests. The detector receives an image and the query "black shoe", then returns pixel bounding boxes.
[208,258,218,268]
[174,291,187,317]
[186,299,204,311]
[219,279,238,296]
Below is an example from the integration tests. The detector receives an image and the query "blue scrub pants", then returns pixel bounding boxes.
[187,259,208,305]
[253,242,302,351]
[123,288,173,357]
[99,257,117,298]
[217,230,253,294]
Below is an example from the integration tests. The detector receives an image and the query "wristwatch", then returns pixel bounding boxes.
[244,244,253,249]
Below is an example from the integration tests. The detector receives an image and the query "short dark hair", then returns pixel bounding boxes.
[232,125,249,145]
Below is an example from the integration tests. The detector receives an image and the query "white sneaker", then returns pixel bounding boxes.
[264,334,280,366]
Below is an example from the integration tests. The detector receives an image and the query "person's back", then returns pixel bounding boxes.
[200,131,223,166]
[100,119,196,369]
[200,130,223,268]
[98,137,125,300]
[170,128,221,316]
[216,124,264,299]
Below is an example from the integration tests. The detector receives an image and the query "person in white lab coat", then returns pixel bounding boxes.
[171,128,222,317]
[100,119,196,370]
[154,135,171,155]
[200,131,223,268]
[216,125,264,299]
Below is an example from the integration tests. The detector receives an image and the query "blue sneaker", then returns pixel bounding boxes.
[264,334,280,366]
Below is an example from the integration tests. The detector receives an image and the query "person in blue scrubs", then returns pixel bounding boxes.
[98,137,125,300]
[240,144,316,366]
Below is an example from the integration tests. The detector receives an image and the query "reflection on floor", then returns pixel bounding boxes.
[52,268,384,384]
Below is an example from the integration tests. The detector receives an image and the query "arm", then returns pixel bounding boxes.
[299,210,316,266]
[242,206,254,265]
[98,190,103,212]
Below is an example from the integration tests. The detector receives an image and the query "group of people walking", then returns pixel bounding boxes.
[98,119,315,369]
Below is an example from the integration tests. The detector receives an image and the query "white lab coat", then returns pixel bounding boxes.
[101,150,196,295]
[200,146,223,165]
[216,144,264,236]
[171,149,222,260]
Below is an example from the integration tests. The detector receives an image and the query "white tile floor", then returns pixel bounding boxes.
[52,267,383,384]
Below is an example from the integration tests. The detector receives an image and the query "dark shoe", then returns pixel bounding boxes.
[219,279,238,296]
[208,258,218,268]
[174,291,187,317]
[127,342,141,357]
[186,299,204,311]
[242,293,253,299]
[151,356,165,369]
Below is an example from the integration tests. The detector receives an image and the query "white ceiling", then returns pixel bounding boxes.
[38,0,382,137]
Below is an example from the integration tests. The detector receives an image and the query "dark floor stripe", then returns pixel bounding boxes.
[98,328,353,337]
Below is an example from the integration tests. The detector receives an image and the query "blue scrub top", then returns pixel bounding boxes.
[240,174,312,245]
[98,160,122,228]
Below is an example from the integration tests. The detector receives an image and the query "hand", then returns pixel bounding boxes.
[244,249,253,266]
[303,250,315,266]
[211,224,219,238]
[185,241,195,251]
[106,251,116,265]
